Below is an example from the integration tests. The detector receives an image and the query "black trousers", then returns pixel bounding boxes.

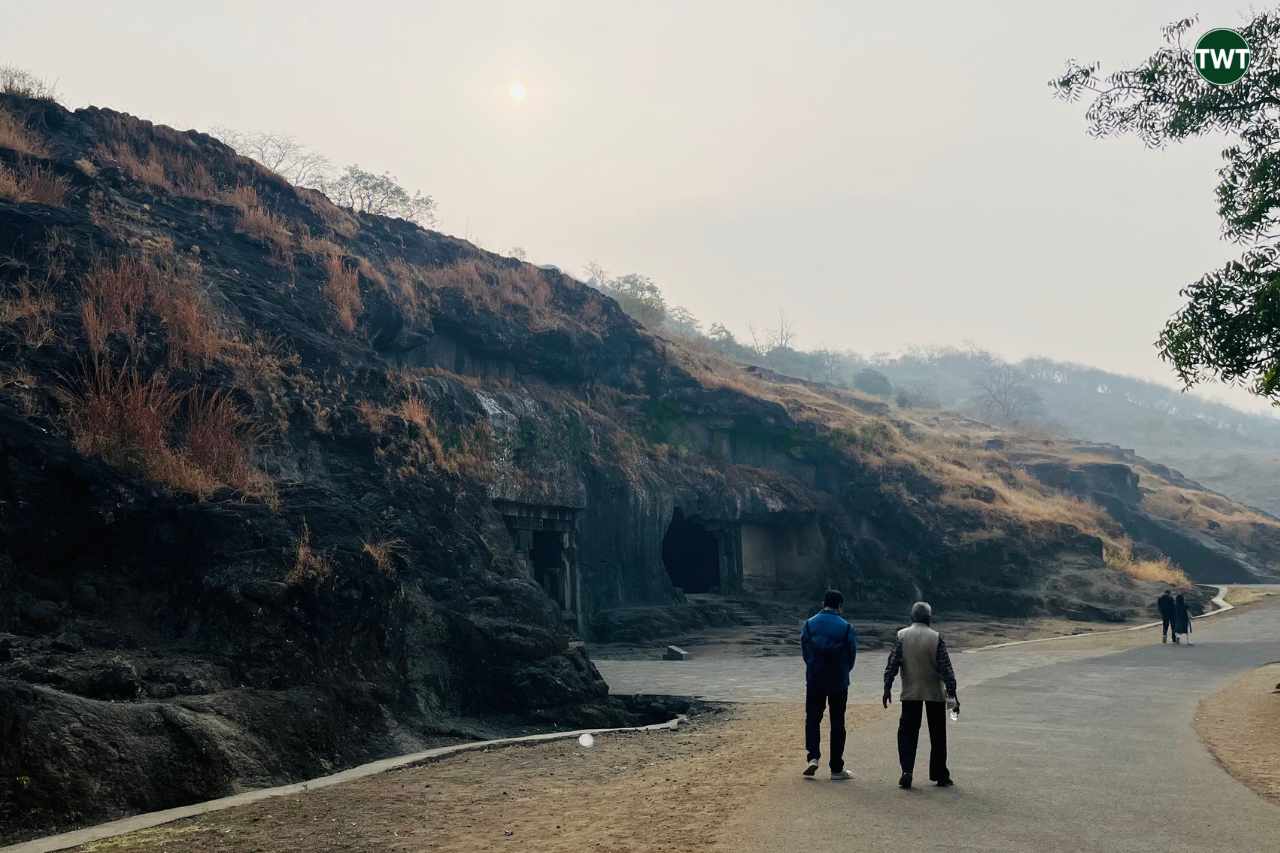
[898,700,949,780]
[1162,615,1173,638]
[805,685,848,772]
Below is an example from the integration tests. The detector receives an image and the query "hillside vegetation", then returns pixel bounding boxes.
[0,85,1276,840]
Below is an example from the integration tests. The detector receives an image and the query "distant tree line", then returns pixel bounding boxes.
[214,128,436,226]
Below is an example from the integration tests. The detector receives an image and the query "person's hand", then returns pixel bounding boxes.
[949,694,959,712]
[882,691,892,709]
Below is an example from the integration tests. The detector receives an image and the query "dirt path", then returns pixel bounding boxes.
[70,703,878,853]
[1195,661,1280,806]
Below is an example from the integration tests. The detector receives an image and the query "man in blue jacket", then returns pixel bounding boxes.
[801,589,857,781]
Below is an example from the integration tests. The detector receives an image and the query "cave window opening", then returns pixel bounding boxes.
[530,530,567,610]
[662,508,720,594]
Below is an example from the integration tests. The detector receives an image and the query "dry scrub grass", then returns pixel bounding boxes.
[1103,543,1189,586]
[322,255,362,333]
[0,107,47,156]
[300,233,342,259]
[0,159,69,205]
[81,254,228,367]
[223,331,300,388]
[226,185,292,259]
[0,277,57,347]
[416,260,558,326]
[287,522,333,586]
[1142,480,1280,553]
[64,361,272,503]
[95,140,217,199]
[361,538,405,577]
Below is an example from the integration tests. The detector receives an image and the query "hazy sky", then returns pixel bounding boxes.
[4,1,1274,412]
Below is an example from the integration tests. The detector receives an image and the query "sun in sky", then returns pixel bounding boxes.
[509,80,527,102]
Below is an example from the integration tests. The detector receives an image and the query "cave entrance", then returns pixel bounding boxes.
[531,530,568,611]
[662,508,721,594]
[494,500,581,633]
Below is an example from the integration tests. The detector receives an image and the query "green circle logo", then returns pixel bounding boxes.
[1193,29,1252,85]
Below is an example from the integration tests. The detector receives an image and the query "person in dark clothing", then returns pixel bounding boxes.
[883,601,958,789]
[801,589,857,781]
[1157,590,1175,643]
[1173,593,1193,645]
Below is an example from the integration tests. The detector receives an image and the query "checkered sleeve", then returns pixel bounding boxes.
[883,638,903,693]
[936,636,957,696]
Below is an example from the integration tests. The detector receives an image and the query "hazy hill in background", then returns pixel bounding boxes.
[884,350,1280,517]
[599,282,1280,516]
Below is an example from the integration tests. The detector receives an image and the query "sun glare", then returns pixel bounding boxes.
[509,80,527,102]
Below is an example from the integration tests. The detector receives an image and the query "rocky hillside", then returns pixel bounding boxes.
[1,92,1277,841]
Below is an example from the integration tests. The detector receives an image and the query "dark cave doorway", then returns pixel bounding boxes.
[530,530,567,611]
[662,508,720,593]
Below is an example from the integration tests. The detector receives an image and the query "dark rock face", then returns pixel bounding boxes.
[1021,457,1267,583]
[1025,462,1141,507]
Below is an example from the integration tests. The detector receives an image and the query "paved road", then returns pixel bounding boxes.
[597,640,1156,703]
[709,601,1280,853]
[599,599,1280,852]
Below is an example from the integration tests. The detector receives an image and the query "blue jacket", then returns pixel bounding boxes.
[801,609,857,690]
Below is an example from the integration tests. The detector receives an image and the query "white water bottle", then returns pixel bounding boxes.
[947,695,959,722]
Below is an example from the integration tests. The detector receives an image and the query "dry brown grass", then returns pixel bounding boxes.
[153,280,224,368]
[95,141,218,199]
[1142,479,1280,555]
[361,538,406,578]
[416,260,558,326]
[356,257,387,290]
[323,255,362,333]
[300,233,342,259]
[0,107,47,156]
[79,253,231,367]
[95,141,168,189]
[356,399,387,433]
[398,395,431,430]
[287,522,333,586]
[224,331,300,388]
[386,258,429,321]
[66,361,184,468]
[0,159,69,205]
[185,389,271,498]
[0,277,57,347]
[303,192,359,238]
[64,361,272,503]
[80,256,151,354]
[1104,543,1190,586]
[228,186,293,258]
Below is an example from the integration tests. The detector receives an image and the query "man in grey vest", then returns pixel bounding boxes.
[882,601,958,789]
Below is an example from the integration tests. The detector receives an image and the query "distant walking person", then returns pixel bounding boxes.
[801,589,857,781]
[883,601,957,789]
[1173,592,1193,645]
[1157,590,1175,643]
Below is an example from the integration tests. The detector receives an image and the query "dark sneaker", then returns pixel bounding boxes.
[830,769,852,781]
[936,777,955,788]
[802,759,819,778]
[898,772,912,789]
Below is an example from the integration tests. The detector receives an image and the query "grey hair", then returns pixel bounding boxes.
[910,601,933,623]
